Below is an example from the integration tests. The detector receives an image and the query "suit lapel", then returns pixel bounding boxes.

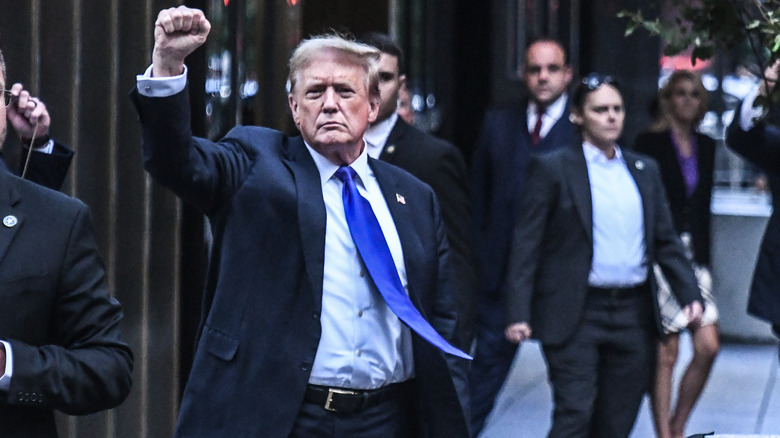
[370,160,425,311]
[0,172,23,267]
[563,145,593,244]
[379,119,406,163]
[283,138,327,309]
[623,150,655,246]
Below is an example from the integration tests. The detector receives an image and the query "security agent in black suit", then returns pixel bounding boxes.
[359,32,476,351]
[504,75,703,437]
[0,50,132,437]
[468,38,575,435]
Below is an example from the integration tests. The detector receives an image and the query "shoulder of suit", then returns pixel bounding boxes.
[389,121,460,156]
[371,157,434,190]
[7,173,85,216]
[221,125,293,157]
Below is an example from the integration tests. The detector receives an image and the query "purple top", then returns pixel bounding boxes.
[671,131,698,198]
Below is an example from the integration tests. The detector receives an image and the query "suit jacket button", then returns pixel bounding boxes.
[300,362,310,372]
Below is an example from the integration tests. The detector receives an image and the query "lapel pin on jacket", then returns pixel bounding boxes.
[3,215,18,227]
[396,193,406,204]
[635,160,645,170]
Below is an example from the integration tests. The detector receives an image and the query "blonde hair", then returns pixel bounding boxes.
[651,70,709,132]
[288,35,380,100]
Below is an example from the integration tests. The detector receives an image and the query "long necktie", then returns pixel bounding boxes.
[334,166,471,360]
[530,111,544,145]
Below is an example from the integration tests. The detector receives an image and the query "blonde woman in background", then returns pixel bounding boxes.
[634,70,720,438]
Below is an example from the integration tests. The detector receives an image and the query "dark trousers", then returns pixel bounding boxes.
[543,287,656,438]
[468,295,519,436]
[289,384,414,438]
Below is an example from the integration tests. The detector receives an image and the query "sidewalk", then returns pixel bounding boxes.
[479,333,780,437]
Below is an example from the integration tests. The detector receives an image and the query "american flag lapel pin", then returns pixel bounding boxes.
[396,193,406,204]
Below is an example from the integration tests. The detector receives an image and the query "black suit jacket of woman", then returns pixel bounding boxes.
[503,143,701,346]
[633,130,716,266]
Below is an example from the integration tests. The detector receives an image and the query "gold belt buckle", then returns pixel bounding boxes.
[324,388,359,412]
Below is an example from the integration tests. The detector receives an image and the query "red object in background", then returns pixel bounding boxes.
[660,53,711,71]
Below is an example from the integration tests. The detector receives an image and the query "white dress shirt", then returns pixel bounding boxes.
[136,65,414,390]
[306,146,414,389]
[527,93,568,140]
[364,112,398,159]
[583,142,648,286]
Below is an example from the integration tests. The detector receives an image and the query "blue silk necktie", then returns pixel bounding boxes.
[334,166,471,360]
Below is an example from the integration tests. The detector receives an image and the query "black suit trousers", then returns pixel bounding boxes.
[542,288,656,438]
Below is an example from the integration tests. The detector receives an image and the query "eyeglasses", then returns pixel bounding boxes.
[581,73,616,90]
[1,89,17,107]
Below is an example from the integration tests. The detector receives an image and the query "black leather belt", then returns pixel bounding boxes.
[304,383,398,414]
[588,283,646,297]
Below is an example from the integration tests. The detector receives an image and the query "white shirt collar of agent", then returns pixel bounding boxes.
[582,140,624,164]
[364,112,398,159]
[527,92,568,122]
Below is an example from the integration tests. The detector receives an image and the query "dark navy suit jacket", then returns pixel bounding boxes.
[380,118,476,348]
[0,169,132,437]
[503,144,701,345]
[132,87,469,438]
[727,107,780,327]
[0,142,73,191]
[470,100,575,298]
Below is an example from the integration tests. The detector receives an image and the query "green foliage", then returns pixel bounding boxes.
[618,0,780,67]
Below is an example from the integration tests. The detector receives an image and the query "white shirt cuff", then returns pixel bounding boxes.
[31,139,54,154]
[740,86,767,131]
[136,64,188,98]
[0,341,14,392]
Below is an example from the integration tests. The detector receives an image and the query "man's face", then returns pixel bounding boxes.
[288,49,379,165]
[523,42,572,107]
[375,53,403,123]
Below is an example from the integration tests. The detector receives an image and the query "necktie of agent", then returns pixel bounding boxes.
[334,166,472,360]
[530,111,544,145]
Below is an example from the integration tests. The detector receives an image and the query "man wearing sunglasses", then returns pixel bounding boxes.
[468,38,574,436]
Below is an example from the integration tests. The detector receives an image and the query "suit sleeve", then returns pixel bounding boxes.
[727,103,780,173]
[17,141,74,191]
[130,86,253,216]
[427,192,470,424]
[427,144,476,348]
[503,155,557,326]
[4,205,133,415]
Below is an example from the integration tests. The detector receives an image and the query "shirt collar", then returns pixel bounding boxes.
[582,140,624,165]
[304,140,372,188]
[364,113,399,157]
[528,93,568,121]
